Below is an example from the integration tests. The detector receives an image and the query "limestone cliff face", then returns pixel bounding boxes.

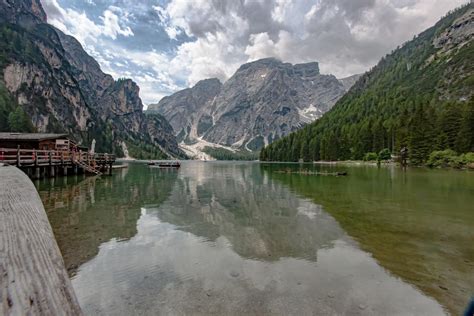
[148,78,223,143]
[149,58,350,151]
[0,0,184,158]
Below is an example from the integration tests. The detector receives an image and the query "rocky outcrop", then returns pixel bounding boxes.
[339,74,362,92]
[0,0,185,158]
[150,58,353,151]
[433,8,474,50]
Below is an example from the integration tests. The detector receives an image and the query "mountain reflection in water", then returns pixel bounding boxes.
[37,162,448,315]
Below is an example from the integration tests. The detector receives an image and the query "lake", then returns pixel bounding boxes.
[35,161,474,315]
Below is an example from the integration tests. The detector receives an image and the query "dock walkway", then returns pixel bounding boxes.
[0,147,115,179]
[0,164,82,315]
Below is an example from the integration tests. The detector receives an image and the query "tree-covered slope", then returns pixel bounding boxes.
[261,4,474,164]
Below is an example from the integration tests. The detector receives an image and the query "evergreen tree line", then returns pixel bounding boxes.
[260,98,474,164]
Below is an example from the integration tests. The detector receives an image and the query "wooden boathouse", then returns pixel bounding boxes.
[0,133,115,179]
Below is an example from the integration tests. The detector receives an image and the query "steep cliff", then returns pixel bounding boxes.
[0,0,185,158]
[149,78,222,143]
[149,58,349,152]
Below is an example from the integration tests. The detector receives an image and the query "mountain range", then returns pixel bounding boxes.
[148,58,359,158]
[3,1,470,164]
[0,0,185,159]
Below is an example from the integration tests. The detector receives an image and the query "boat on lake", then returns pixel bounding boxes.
[148,161,181,168]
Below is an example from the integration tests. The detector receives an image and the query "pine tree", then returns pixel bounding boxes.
[408,105,432,165]
[437,102,461,150]
[455,99,474,153]
[8,106,33,132]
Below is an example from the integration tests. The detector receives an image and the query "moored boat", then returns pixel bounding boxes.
[149,161,181,168]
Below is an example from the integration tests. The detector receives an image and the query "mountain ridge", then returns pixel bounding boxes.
[0,0,185,158]
[149,57,354,157]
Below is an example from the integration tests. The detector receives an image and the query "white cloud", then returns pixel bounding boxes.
[161,0,468,81]
[245,32,277,61]
[41,0,469,107]
[101,9,134,39]
[42,0,133,43]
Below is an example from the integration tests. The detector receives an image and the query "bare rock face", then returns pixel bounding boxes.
[150,58,351,151]
[433,8,474,50]
[149,78,222,143]
[0,0,184,158]
[339,74,362,92]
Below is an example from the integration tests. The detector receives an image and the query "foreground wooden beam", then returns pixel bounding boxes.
[0,164,82,315]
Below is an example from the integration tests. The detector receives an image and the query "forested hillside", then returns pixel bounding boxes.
[260,4,474,165]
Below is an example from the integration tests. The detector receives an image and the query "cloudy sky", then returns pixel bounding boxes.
[41,0,468,107]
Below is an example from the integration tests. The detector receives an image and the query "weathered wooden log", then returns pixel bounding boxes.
[0,164,82,315]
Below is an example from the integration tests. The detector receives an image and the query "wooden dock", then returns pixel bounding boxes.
[0,164,83,315]
[0,147,115,179]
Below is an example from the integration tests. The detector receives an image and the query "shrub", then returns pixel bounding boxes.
[363,152,378,161]
[460,152,474,169]
[426,149,459,168]
[378,148,392,161]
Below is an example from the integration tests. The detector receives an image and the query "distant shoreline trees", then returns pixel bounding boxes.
[260,98,474,166]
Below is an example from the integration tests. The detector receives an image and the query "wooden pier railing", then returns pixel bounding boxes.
[0,148,115,178]
[0,164,83,315]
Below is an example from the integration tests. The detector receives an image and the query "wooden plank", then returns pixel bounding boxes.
[0,164,82,315]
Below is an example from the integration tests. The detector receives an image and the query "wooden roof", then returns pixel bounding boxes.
[0,133,69,141]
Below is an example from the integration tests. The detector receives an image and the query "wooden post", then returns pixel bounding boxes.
[34,167,40,180]
[49,151,54,177]
[33,149,38,166]
[0,164,83,315]
[16,145,20,167]
[50,166,55,178]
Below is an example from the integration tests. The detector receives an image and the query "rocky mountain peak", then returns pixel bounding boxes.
[192,78,222,97]
[236,58,320,77]
[194,78,222,89]
[293,62,320,77]
[151,57,355,155]
[237,57,282,71]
